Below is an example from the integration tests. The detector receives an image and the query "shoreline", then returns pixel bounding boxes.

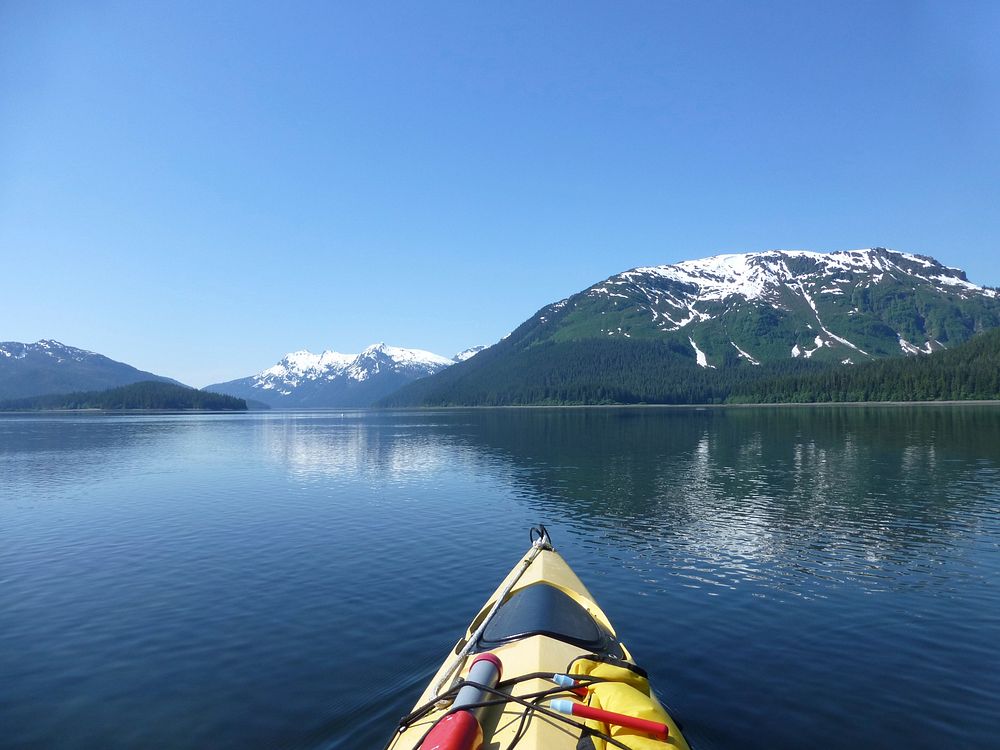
[0,408,249,415]
[375,400,1000,410]
[2,400,998,415]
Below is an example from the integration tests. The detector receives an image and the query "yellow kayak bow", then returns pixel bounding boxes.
[382,527,691,750]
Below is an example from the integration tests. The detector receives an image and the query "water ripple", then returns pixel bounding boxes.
[2,407,999,749]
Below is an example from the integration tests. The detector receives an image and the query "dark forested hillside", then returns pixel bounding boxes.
[380,338,720,405]
[726,327,1000,403]
[380,329,1000,406]
[380,248,1000,407]
[0,381,247,411]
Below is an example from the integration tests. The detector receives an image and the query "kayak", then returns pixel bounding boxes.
[382,527,691,750]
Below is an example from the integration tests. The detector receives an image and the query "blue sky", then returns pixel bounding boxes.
[2,1,998,386]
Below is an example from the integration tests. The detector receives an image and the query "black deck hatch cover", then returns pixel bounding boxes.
[475,583,618,653]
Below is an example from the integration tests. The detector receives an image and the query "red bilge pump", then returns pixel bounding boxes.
[418,653,502,750]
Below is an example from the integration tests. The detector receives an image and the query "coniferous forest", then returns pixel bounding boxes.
[0,381,248,411]
[380,328,1000,407]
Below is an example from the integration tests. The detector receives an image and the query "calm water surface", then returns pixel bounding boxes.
[2,407,998,749]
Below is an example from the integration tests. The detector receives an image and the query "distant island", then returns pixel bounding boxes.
[0,381,248,412]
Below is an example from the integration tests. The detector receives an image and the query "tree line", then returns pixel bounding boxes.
[381,329,1000,406]
[0,381,248,411]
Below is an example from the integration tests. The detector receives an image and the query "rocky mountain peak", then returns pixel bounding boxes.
[528,247,1000,369]
[206,342,461,407]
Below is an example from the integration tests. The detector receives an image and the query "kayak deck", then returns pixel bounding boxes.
[383,531,691,750]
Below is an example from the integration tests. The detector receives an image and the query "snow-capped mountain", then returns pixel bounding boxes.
[205,342,457,407]
[453,345,487,362]
[0,339,183,400]
[380,248,1000,406]
[540,247,1000,367]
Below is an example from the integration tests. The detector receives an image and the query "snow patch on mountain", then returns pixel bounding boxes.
[0,339,184,399]
[259,350,354,386]
[453,346,487,362]
[689,337,715,368]
[250,342,452,390]
[803,335,827,359]
[344,343,452,383]
[204,341,464,405]
[897,337,941,355]
[601,249,996,313]
[576,248,998,363]
[731,341,760,365]
[371,343,452,369]
[932,274,990,293]
[0,339,95,363]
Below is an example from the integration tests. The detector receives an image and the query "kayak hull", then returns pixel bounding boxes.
[384,542,691,750]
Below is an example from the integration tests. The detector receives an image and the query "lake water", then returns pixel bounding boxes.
[2,407,998,749]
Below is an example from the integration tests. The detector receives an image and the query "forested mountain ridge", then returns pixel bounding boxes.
[726,327,1000,403]
[380,248,1000,406]
[0,381,247,411]
[525,247,999,365]
[380,328,1000,406]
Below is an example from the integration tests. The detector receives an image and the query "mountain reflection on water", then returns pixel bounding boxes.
[2,407,997,750]
[435,407,1000,595]
[237,406,1000,596]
